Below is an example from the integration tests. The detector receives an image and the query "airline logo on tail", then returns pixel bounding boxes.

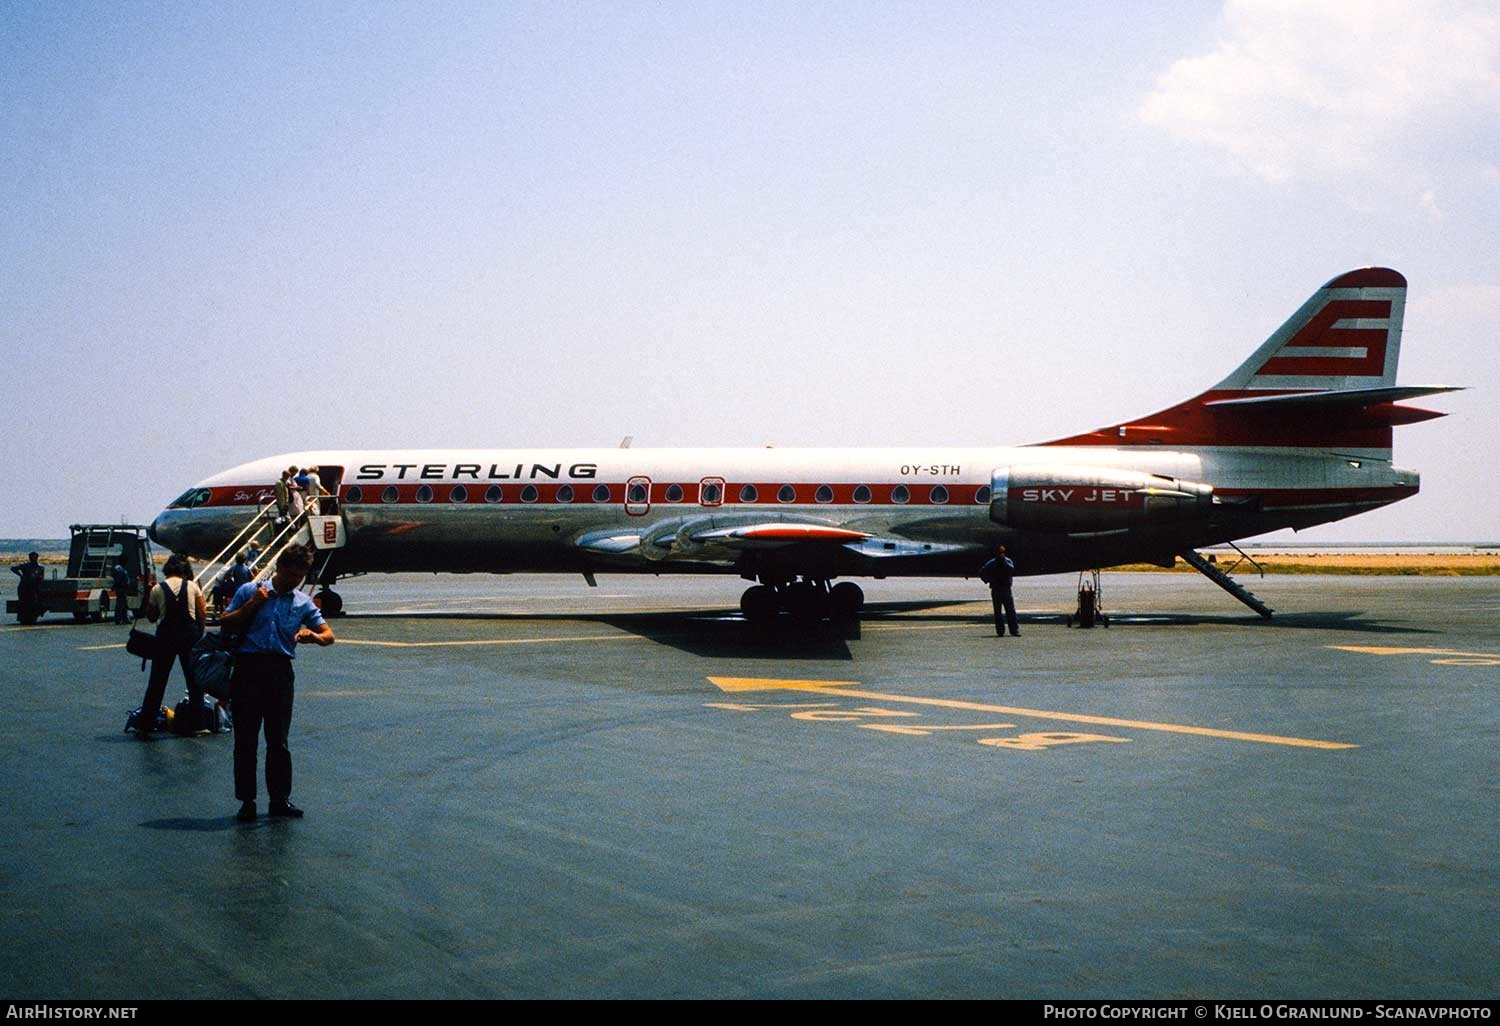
[1251,298,1392,380]
[1224,266,1406,392]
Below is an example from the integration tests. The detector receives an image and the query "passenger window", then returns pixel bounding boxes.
[628,482,648,503]
[592,485,611,503]
[739,484,759,503]
[485,485,503,503]
[556,485,574,503]
[415,485,433,503]
[346,486,364,504]
[891,485,910,504]
[665,484,684,502]
[976,486,991,504]
[777,485,796,503]
[381,486,400,503]
[701,482,722,505]
[930,485,949,504]
[521,485,539,503]
[853,485,872,504]
[814,485,833,503]
[450,485,468,503]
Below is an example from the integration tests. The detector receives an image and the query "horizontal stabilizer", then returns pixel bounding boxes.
[1203,385,1463,409]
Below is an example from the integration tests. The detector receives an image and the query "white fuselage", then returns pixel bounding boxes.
[149,443,1417,580]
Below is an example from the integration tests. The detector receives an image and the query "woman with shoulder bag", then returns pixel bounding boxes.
[136,554,207,738]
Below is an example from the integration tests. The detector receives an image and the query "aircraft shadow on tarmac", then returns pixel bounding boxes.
[341,599,1435,661]
[141,816,241,833]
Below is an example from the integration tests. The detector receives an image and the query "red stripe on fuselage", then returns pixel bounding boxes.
[174,481,993,510]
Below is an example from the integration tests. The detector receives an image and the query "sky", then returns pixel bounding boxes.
[2,0,1496,542]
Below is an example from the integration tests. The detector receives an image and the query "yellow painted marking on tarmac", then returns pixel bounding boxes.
[338,633,648,649]
[708,676,861,692]
[705,702,837,712]
[790,706,919,723]
[704,677,1355,749]
[861,721,1018,736]
[1330,645,1500,666]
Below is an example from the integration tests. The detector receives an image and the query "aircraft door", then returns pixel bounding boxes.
[625,476,651,517]
[315,465,344,514]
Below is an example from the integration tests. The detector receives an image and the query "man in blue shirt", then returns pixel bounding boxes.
[222,543,334,822]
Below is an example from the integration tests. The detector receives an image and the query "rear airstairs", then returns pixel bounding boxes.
[1178,546,1274,619]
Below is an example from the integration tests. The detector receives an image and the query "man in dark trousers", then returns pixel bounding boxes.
[980,544,1020,637]
[221,543,334,823]
[11,552,44,623]
[111,560,134,623]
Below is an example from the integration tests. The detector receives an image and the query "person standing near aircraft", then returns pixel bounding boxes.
[273,468,292,525]
[221,543,333,822]
[137,554,207,737]
[980,545,1020,637]
[288,466,305,521]
[303,466,325,514]
[111,559,133,623]
[11,552,44,622]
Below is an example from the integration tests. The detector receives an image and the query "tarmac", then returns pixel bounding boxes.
[1,572,1496,999]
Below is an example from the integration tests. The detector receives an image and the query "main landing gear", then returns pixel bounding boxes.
[739,577,865,626]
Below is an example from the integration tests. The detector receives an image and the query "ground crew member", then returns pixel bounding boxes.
[221,543,333,822]
[111,560,133,623]
[979,544,1020,637]
[11,552,44,620]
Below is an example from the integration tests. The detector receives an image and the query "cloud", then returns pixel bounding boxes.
[1138,1,1500,208]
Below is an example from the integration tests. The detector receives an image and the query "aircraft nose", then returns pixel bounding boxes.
[147,513,178,550]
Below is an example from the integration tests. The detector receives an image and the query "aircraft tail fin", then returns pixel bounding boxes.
[1213,267,1406,391]
[1041,268,1460,451]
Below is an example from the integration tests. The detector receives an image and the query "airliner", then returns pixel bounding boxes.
[148,268,1458,621]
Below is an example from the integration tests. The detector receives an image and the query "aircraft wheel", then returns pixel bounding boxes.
[829,581,864,620]
[784,581,829,625]
[740,585,777,624]
[315,590,345,617]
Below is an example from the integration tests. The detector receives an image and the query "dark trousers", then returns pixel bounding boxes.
[990,587,1019,636]
[140,642,202,729]
[232,653,296,803]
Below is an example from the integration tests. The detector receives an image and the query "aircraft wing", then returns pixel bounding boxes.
[576,516,971,565]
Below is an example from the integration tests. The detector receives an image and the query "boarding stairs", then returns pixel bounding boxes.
[1179,546,1274,619]
[195,502,343,614]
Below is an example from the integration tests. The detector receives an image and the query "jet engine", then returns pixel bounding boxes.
[990,466,1214,532]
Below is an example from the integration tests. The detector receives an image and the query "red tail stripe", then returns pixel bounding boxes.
[1256,299,1390,377]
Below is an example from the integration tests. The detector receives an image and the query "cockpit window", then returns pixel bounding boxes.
[170,488,213,509]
